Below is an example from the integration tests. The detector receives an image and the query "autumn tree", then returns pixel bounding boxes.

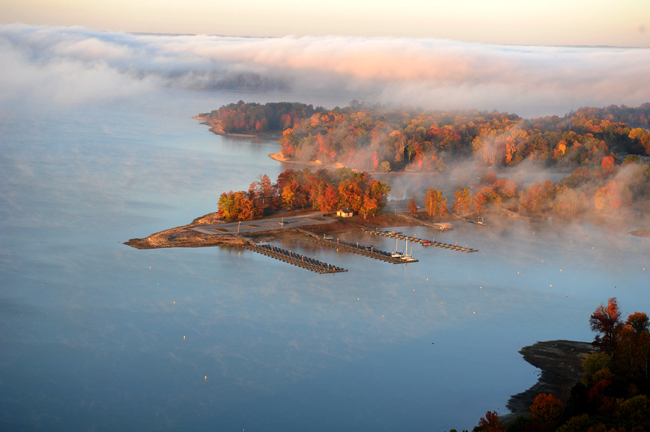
[452,188,473,215]
[529,393,564,431]
[590,297,623,354]
[477,411,505,432]
[407,195,418,215]
[601,156,615,170]
[482,172,497,185]
[424,188,448,217]
[360,192,378,219]
[581,352,613,388]
[217,191,239,221]
[318,184,338,213]
[255,174,276,205]
[474,192,487,216]
[616,325,650,382]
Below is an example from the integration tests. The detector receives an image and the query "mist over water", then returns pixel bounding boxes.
[1,27,650,432]
[2,24,650,116]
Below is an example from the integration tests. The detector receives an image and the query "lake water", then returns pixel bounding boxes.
[1,89,649,432]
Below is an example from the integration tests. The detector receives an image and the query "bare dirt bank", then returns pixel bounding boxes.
[503,340,596,423]
[125,212,245,249]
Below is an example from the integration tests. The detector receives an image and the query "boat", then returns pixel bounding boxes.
[401,239,415,261]
[391,237,404,258]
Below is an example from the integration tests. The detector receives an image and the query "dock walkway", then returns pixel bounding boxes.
[361,228,479,253]
[243,244,347,274]
[305,237,418,264]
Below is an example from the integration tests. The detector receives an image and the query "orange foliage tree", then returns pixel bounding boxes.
[529,393,564,431]
[452,188,473,215]
[474,192,487,216]
[424,188,448,217]
[407,195,418,215]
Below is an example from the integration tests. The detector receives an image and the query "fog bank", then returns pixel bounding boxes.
[1,24,650,116]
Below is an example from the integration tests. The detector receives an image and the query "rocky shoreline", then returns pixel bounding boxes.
[503,340,596,423]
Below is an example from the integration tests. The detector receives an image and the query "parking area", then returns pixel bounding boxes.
[190,213,335,236]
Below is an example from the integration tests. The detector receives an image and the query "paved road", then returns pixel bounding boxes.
[191,213,335,236]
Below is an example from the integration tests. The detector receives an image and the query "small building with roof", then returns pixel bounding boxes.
[337,208,354,218]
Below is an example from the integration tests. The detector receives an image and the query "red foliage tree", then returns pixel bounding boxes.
[477,411,505,432]
[601,156,615,170]
[589,297,623,354]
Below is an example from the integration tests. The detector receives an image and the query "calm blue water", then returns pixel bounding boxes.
[1,90,649,432]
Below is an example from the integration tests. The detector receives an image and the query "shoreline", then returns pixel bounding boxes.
[196,117,283,140]
[124,211,423,250]
[268,152,347,169]
[503,340,595,424]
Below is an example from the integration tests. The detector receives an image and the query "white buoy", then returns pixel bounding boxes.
[183,336,185,340]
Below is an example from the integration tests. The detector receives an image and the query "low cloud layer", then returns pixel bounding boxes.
[1,24,650,116]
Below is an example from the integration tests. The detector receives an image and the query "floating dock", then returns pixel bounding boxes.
[306,237,418,264]
[361,228,479,253]
[243,244,347,274]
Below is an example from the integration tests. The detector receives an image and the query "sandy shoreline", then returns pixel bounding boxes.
[269,152,348,169]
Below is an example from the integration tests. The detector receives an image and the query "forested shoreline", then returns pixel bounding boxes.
[468,298,650,432]
[199,102,650,173]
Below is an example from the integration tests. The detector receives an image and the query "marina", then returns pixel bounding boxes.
[243,243,348,274]
[305,236,418,264]
[361,228,479,253]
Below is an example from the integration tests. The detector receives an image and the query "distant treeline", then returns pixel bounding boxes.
[202,101,324,134]
[217,168,390,221]
[471,298,650,432]
[410,156,650,218]
[201,102,650,172]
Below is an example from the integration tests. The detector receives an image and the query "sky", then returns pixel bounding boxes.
[2,0,650,47]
